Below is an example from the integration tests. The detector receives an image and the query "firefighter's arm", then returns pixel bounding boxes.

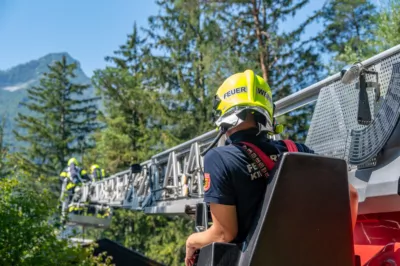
[349,183,359,229]
[308,148,359,229]
[60,171,68,181]
[186,149,237,265]
[60,170,74,183]
[186,203,238,249]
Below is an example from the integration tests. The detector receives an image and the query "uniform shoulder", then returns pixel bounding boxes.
[204,145,239,160]
[296,143,314,153]
[274,139,315,154]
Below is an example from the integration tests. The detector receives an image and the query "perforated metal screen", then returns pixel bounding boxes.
[305,52,400,166]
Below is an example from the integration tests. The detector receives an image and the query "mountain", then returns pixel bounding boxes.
[0,52,98,149]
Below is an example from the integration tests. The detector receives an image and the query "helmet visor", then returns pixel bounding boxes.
[211,95,222,123]
[215,105,273,132]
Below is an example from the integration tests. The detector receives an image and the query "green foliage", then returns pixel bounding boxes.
[77,243,115,266]
[90,24,165,172]
[218,0,323,94]
[143,0,229,141]
[318,0,378,72]
[99,210,193,266]
[140,0,324,141]
[316,0,400,76]
[0,178,113,266]
[215,0,323,140]
[13,56,101,179]
[374,0,400,51]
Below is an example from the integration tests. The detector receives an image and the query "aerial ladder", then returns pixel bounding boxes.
[60,44,400,265]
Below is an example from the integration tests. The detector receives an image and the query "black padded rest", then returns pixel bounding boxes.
[239,153,355,266]
[196,242,240,266]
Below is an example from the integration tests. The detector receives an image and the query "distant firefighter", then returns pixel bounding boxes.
[60,157,89,189]
[59,157,89,215]
[90,164,106,182]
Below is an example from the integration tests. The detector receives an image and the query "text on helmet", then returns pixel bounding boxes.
[256,88,272,102]
[223,86,247,99]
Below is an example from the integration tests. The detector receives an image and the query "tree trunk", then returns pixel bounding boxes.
[251,0,268,82]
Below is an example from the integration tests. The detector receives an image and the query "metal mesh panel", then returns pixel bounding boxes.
[306,52,400,165]
[305,83,349,158]
[349,62,400,165]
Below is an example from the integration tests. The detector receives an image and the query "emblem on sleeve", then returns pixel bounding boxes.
[204,173,211,191]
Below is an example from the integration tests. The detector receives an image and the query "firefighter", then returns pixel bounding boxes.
[184,70,359,265]
[90,164,106,182]
[60,157,89,185]
[60,158,77,191]
[59,157,89,214]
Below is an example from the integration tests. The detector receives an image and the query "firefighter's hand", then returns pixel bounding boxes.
[185,245,197,266]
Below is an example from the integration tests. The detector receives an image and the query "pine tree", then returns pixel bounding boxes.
[91,23,165,172]
[13,56,100,178]
[91,22,196,266]
[143,0,229,141]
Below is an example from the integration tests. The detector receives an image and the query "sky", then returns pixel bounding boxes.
[0,0,325,77]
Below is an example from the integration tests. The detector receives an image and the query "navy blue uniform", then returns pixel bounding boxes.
[203,128,314,243]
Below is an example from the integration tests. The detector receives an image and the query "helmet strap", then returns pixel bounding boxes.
[200,130,225,156]
[256,122,262,136]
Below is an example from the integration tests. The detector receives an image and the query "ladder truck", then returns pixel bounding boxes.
[60,44,400,266]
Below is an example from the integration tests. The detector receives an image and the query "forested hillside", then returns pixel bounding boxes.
[1,0,399,265]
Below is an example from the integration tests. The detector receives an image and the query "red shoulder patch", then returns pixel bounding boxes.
[204,173,211,192]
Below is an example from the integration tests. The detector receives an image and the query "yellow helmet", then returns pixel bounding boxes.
[91,164,100,172]
[68,157,79,166]
[212,69,274,132]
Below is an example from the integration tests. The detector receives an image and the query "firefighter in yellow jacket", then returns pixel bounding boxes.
[60,158,89,188]
[90,164,106,182]
[60,157,89,214]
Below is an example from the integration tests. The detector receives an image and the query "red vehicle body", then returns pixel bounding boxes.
[354,212,400,265]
